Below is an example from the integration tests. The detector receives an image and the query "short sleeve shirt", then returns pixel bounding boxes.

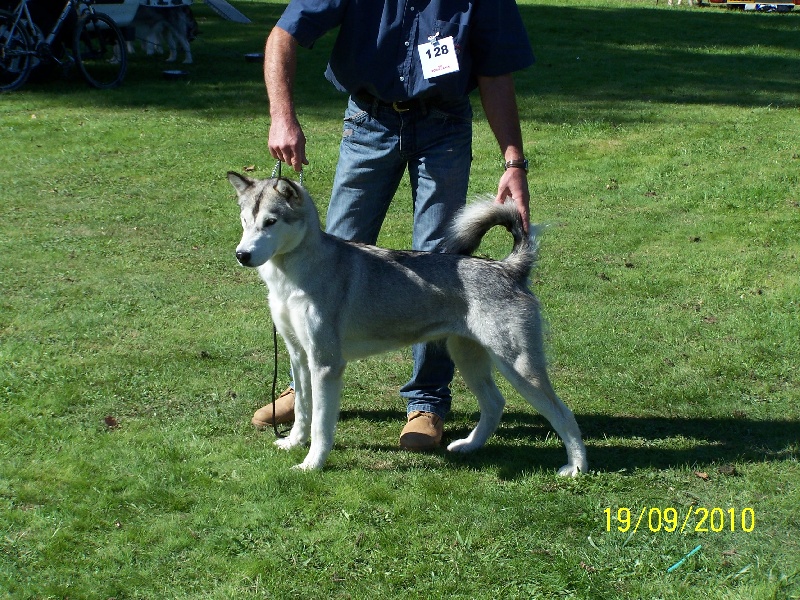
[276,0,535,102]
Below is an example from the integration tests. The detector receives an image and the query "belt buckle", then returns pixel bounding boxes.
[392,101,410,112]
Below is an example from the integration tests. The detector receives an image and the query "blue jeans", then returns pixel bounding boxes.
[325,94,473,420]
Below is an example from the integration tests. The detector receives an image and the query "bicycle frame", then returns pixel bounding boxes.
[8,0,80,51]
[44,0,80,46]
[2,0,127,91]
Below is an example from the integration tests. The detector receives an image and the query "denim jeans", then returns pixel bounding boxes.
[325,94,473,420]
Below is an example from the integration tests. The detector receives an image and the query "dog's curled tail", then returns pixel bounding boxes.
[439,197,538,283]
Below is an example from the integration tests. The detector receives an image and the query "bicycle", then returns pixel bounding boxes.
[0,0,128,92]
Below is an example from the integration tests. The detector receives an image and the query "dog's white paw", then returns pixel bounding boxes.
[447,438,481,453]
[291,456,325,471]
[290,461,321,472]
[557,463,584,477]
[274,437,303,451]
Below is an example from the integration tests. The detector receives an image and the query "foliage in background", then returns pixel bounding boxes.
[1,1,798,598]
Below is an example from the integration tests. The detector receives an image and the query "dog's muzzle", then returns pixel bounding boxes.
[235,250,252,266]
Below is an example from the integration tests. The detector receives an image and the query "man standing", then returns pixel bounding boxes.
[253,0,535,451]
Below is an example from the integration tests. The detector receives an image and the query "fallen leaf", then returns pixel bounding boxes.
[694,471,710,481]
[104,415,119,429]
[580,561,598,573]
[244,165,256,172]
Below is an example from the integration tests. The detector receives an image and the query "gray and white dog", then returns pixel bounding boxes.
[128,5,197,64]
[229,173,588,475]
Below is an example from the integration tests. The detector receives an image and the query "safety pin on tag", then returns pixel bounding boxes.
[428,32,440,46]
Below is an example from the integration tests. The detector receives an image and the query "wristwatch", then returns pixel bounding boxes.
[504,158,529,172]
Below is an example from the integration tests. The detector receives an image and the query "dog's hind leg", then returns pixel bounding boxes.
[446,337,506,454]
[495,355,588,477]
[176,28,193,64]
[163,26,179,62]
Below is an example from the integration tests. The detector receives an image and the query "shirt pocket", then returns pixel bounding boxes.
[433,18,470,57]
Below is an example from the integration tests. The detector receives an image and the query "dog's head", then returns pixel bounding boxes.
[228,172,310,267]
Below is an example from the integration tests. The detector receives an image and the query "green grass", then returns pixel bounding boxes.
[1,0,799,598]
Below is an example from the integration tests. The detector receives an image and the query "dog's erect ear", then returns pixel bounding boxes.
[227,171,253,195]
[273,178,302,204]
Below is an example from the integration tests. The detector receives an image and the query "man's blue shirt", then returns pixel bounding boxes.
[277,0,535,102]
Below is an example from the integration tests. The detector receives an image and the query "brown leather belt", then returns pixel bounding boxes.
[354,92,438,113]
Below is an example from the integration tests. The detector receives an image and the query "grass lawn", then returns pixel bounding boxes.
[1,0,799,598]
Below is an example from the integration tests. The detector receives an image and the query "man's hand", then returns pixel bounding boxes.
[268,115,308,173]
[495,166,530,233]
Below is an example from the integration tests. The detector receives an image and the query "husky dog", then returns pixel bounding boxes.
[128,6,198,64]
[229,173,588,475]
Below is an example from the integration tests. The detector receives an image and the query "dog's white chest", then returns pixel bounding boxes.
[259,266,314,334]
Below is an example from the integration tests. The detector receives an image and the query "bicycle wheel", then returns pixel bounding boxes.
[0,10,33,92]
[72,11,126,89]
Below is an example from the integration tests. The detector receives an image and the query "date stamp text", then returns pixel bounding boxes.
[603,506,755,534]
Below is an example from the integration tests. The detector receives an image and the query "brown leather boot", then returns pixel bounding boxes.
[399,411,443,451]
[251,387,295,429]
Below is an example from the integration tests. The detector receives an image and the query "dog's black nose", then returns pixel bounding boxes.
[236,250,251,266]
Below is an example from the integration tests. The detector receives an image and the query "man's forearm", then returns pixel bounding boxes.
[477,74,526,162]
[477,73,530,229]
[265,26,299,122]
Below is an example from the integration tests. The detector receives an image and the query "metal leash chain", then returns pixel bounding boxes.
[270,159,304,185]
[268,159,302,438]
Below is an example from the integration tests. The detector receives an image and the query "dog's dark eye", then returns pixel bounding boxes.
[263,218,277,228]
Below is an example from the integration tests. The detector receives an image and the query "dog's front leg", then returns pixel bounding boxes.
[294,362,344,471]
[274,345,312,451]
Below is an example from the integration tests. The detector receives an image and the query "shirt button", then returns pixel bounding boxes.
[400,76,405,82]
[405,41,410,47]
[410,6,415,11]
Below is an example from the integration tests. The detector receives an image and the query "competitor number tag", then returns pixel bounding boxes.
[417,35,459,79]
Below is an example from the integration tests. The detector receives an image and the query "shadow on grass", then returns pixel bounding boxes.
[523,4,800,109]
[339,409,799,479]
[15,3,800,113]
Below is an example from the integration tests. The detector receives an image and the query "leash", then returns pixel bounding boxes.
[270,159,304,185]
[270,321,284,439]
[267,159,303,439]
